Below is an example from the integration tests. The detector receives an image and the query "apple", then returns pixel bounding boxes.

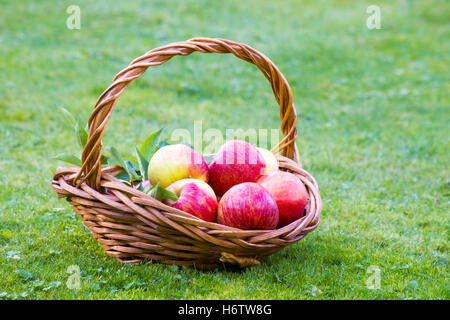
[148,144,209,188]
[209,140,266,196]
[217,182,279,230]
[164,179,218,222]
[256,147,278,175]
[257,171,308,227]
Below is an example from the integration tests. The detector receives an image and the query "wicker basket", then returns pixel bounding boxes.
[52,38,322,269]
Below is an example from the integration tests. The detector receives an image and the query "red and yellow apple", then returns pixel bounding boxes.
[257,171,308,227]
[164,179,218,222]
[209,140,265,196]
[148,144,209,188]
[256,147,278,175]
[217,182,279,230]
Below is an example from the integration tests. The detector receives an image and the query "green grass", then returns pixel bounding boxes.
[0,0,449,299]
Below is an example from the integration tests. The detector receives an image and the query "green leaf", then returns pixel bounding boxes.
[100,154,109,165]
[60,107,76,125]
[135,147,149,181]
[75,120,88,148]
[140,128,163,160]
[109,147,127,169]
[52,153,82,166]
[122,156,141,175]
[123,155,138,164]
[107,158,120,166]
[109,147,141,181]
[144,183,154,194]
[61,107,88,148]
[115,171,131,182]
[125,160,141,180]
[146,183,178,202]
[109,147,133,179]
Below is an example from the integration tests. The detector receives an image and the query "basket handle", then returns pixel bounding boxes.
[76,38,300,190]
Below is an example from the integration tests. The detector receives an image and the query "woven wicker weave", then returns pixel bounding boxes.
[52,38,322,269]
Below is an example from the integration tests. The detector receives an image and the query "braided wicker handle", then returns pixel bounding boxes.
[78,38,300,190]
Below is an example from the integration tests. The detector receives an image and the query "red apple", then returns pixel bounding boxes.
[164,179,218,222]
[217,182,279,230]
[256,147,279,175]
[148,144,209,188]
[257,171,308,227]
[209,140,265,196]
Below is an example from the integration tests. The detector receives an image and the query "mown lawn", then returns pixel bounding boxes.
[0,0,448,299]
